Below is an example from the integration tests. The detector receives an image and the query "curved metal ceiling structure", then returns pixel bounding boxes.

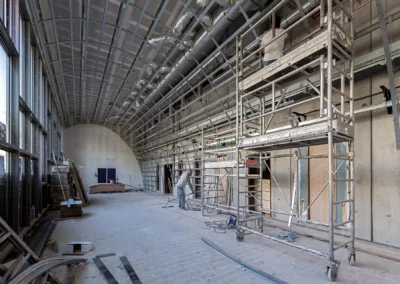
[27,0,278,154]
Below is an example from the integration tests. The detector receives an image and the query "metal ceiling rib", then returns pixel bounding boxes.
[28,0,272,153]
[28,0,187,127]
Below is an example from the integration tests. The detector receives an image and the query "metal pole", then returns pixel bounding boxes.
[320,55,325,117]
[349,0,356,261]
[236,36,241,231]
[201,127,205,215]
[375,0,400,149]
[327,0,335,263]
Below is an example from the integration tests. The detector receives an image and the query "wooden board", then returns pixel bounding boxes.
[67,159,89,206]
[51,166,69,173]
[89,183,125,194]
[60,201,83,218]
[309,145,330,224]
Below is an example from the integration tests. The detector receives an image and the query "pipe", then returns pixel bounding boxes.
[148,36,175,47]
[197,0,230,8]
[173,8,196,37]
[136,79,146,90]
[146,62,172,76]
[138,2,255,119]
[137,0,321,134]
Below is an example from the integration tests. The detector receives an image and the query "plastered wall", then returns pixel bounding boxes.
[64,124,143,192]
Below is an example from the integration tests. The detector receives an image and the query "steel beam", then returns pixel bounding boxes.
[375,0,400,149]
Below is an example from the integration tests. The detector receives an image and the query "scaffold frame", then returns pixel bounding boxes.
[235,0,356,281]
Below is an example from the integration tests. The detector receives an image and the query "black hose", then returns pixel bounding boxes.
[201,237,287,284]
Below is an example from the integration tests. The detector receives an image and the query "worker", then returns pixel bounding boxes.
[260,15,287,68]
[176,170,194,210]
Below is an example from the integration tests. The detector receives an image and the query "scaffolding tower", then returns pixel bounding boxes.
[200,128,237,216]
[235,0,355,281]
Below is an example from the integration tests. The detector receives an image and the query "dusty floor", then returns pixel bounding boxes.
[43,192,400,284]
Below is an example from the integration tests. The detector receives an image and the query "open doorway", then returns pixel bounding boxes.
[194,159,201,198]
[248,154,271,213]
[156,165,160,191]
[164,164,172,194]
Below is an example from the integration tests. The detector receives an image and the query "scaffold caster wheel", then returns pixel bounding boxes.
[327,265,338,282]
[236,230,244,242]
[348,253,356,266]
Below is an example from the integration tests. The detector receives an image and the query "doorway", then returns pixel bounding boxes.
[156,165,160,191]
[194,159,201,198]
[164,164,172,194]
[248,155,271,213]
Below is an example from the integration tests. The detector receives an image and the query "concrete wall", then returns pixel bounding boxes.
[141,0,400,247]
[64,124,143,191]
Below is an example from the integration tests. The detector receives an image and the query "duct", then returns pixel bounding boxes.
[121,98,134,110]
[177,39,194,50]
[143,5,231,103]
[146,62,173,76]
[135,1,270,127]
[136,80,147,90]
[202,13,213,26]
[197,0,230,8]
[160,0,320,108]
[173,8,196,37]
[147,83,157,90]
[148,36,175,48]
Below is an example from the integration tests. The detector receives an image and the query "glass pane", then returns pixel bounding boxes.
[31,122,34,154]
[30,46,34,109]
[19,17,25,100]
[0,0,3,24]
[0,44,8,143]
[19,111,25,150]
[19,156,24,226]
[0,149,8,220]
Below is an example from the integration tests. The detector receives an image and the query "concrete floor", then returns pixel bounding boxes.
[44,192,400,284]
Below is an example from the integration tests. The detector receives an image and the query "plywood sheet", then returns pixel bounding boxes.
[309,145,330,223]
[89,183,125,194]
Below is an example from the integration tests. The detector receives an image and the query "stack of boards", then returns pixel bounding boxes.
[51,161,89,218]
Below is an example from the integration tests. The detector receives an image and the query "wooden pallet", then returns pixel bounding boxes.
[67,159,89,206]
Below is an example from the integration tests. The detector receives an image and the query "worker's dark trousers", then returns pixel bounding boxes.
[177,186,185,208]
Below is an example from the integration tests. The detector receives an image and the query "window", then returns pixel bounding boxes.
[0,44,8,143]
[97,168,117,183]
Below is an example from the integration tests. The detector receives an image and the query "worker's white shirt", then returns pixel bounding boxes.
[177,172,189,188]
[261,28,287,61]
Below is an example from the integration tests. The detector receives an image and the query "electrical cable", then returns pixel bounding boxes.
[204,220,235,234]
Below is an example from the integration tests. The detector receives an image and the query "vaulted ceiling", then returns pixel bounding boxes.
[28,0,196,127]
[27,0,279,152]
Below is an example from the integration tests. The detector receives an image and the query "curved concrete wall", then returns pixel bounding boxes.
[64,124,143,191]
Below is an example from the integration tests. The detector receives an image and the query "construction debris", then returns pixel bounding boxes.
[60,200,83,218]
[68,159,90,206]
[66,242,94,255]
[50,166,72,210]
[89,183,125,194]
